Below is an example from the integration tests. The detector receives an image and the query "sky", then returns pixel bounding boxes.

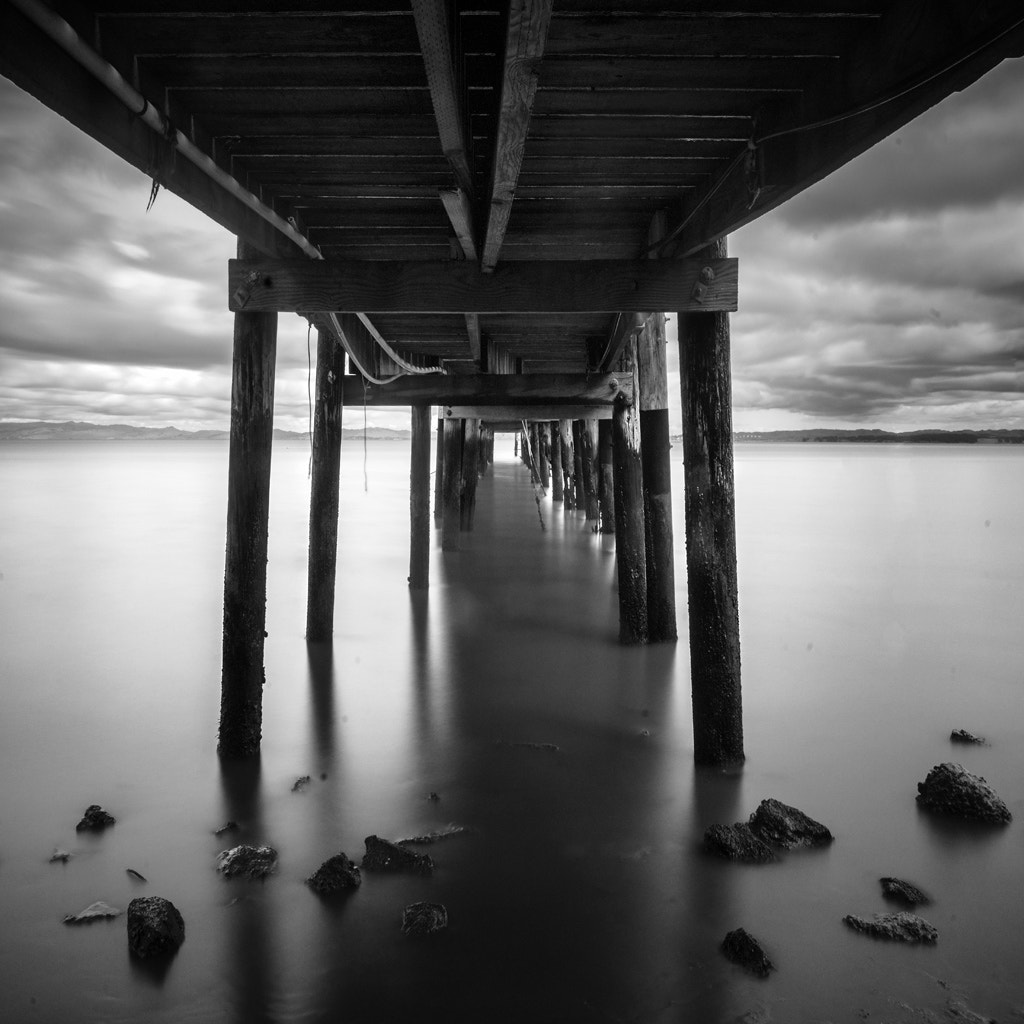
[1,55,1022,434]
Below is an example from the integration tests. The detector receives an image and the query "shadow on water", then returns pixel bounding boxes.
[218,758,274,1024]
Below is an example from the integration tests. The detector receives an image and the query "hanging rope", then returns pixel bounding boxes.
[521,421,546,532]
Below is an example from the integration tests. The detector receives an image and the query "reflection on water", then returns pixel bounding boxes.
[0,440,1022,1023]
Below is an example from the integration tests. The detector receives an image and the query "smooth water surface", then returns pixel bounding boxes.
[0,440,1022,1023]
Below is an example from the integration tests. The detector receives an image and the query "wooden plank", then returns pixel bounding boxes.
[343,372,633,406]
[464,314,482,365]
[228,258,738,313]
[481,0,555,271]
[445,404,613,421]
[671,1,1024,255]
[412,0,475,195]
[440,188,478,261]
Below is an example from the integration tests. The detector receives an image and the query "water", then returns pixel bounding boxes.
[0,439,1022,1023]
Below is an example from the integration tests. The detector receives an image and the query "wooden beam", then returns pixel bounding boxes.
[440,188,479,262]
[444,404,612,421]
[670,2,1024,255]
[412,0,475,196]
[344,372,632,407]
[481,0,555,271]
[228,258,738,314]
[597,312,646,373]
[464,313,482,365]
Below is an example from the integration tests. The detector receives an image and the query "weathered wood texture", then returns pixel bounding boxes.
[550,421,564,501]
[611,337,647,645]
[349,373,632,407]
[220,242,277,758]
[572,420,586,511]
[433,416,444,521]
[409,403,432,589]
[598,419,615,534]
[559,418,575,510]
[441,417,463,551]
[227,258,738,313]
[306,328,345,641]
[460,418,481,530]
[679,239,743,766]
[638,314,677,643]
[443,404,613,422]
[581,419,600,521]
[538,421,552,489]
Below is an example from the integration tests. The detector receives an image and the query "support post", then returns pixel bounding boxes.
[441,417,463,551]
[538,421,551,490]
[306,327,345,641]
[409,403,432,588]
[581,418,600,521]
[220,239,277,758]
[572,420,586,510]
[434,417,444,522]
[550,420,563,502]
[612,335,647,645]
[598,419,615,534]
[559,418,575,510]
[461,417,480,530]
[678,237,743,766]
[638,313,678,642]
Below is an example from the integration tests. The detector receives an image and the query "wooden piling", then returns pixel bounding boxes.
[551,420,564,501]
[581,418,600,521]
[433,417,444,522]
[305,327,345,642]
[538,421,551,489]
[461,417,480,530]
[572,420,586,510]
[220,239,277,758]
[638,313,677,643]
[409,402,432,588]
[598,419,615,534]
[559,418,575,510]
[678,237,744,766]
[611,335,648,644]
[441,417,463,551]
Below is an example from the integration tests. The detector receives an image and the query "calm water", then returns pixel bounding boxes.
[0,439,1022,1023]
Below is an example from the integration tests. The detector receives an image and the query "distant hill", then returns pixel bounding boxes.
[736,428,1024,444]
[0,420,411,441]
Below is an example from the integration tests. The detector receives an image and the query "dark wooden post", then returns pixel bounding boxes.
[220,239,277,758]
[639,313,678,642]
[559,418,575,510]
[598,419,615,534]
[529,423,541,484]
[538,421,551,489]
[409,403,432,588]
[550,420,564,501]
[433,417,444,522]
[678,237,743,766]
[612,335,647,645]
[581,418,600,521]
[572,420,586,510]
[306,327,345,642]
[461,417,480,530]
[441,417,463,551]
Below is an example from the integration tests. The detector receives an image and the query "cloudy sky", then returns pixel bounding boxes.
[1,55,1022,434]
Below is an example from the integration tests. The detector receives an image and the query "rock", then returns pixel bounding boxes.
[880,876,930,905]
[721,928,775,977]
[842,911,938,944]
[216,844,278,880]
[291,775,312,792]
[361,835,434,875]
[748,798,833,849]
[63,901,122,924]
[916,763,1011,824]
[703,823,775,864]
[126,868,147,883]
[213,821,238,837]
[76,805,116,832]
[306,852,361,896]
[427,792,441,802]
[126,896,184,958]
[402,901,448,935]
[398,824,471,845]
[950,729,987,745]
[49,849,72,864]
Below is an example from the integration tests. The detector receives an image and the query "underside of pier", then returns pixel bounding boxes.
[4,0,1022,762]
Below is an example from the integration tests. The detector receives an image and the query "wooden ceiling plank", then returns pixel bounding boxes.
[480,0,555,272]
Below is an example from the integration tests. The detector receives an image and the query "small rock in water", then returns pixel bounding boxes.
[63,901,122,925]
[291,775,312,792]
[213,821,238,837]
[216,844,278,880]
[916,763,1011,824]
[721,928,775,977]
[398,823,471,845]
[842,911,938,944]
[126,868,148,883]
[49,849,72,864]
[703,823,775,864]
[361,835,434,875]
[950,729,987,745]
[880,877,930,905]
[306,853,361,896]
[127,896,185,958]
[748,798,833,849]
[427,792,441,802]
[402,901,448,935]
[76,805,116,832]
